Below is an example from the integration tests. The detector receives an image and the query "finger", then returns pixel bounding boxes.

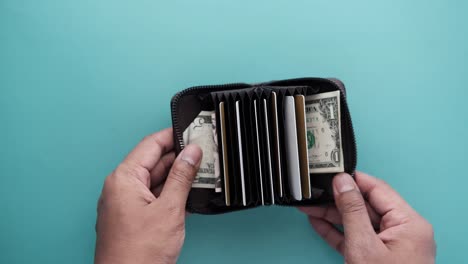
[149,151,176,188]
[123,128,174,173]
[308,216,344,254]
[298,203,382,229]
[333,173,377,241]
[159,144,202,209]
[355,171,414,216]
[298,206,342,224]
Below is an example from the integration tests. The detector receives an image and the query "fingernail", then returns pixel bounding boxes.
[334,173,355,193]
[180,145,202,166]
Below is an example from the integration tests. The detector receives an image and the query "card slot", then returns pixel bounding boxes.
[275,91,291,203]
[283,86,306,97]
[256,90,276,205]
[240,95,259,206]
[253,89,269,204]
[266,91,284,202]
[252,98,265,205]
[298,86,308,96]
[216,93,236,206]
[211,94,222,188]
[262,97,276,205]
[214,90,265,206]
[232,96,247,206]
[255,98,275,205]
[281,94,304,203]
[284,87,327,202]
[183,95,227,212]
[224,96,242,206]
[274,88,314,202]
[306,88,351,202]
[215,99,232,206]
[235,94,253,206]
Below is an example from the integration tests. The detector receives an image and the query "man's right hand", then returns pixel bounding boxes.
[299,172,436,264]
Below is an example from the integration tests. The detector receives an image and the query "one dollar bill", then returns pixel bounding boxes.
[305,90,344,173]
[182,110,220,190]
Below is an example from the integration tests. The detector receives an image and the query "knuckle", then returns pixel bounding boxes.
[103,163,149,193]
[146,133,167,153]
[115,163,147,181]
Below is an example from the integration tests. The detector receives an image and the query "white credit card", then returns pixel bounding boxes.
[284,96,302,200]
[263,98,275,205]
[253,100,265,205]
[235,100,247,206]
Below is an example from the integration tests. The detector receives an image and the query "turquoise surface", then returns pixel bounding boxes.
[1,1,467,263]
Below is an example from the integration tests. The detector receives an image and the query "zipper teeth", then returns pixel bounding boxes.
[171,78,358,213]
[341,93,358,173]
[332,81,358,174]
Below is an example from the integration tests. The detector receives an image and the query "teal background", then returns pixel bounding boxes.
[1,0,467,263]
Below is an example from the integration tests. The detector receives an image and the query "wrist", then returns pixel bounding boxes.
[95,242,173,264]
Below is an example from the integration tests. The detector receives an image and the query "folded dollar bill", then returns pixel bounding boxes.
[182,111,219,190]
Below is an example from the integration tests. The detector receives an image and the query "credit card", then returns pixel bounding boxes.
[294,95,311,199]
[284,96,302,200]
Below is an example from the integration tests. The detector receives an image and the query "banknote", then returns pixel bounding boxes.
[182,110,218,189]
[305,90,344,173]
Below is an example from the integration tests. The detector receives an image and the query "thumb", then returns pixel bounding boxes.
[333,173,376,241]
[159,144,203,208]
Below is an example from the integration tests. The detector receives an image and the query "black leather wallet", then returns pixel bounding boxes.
[171,77,357,214]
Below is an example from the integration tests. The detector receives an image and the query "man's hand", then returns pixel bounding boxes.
[95,128,202,264]
[299,172,436,264]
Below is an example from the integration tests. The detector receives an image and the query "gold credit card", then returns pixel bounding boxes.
[294,95,311,199]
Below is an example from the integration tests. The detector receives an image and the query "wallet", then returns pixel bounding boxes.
[171,77,357,214]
